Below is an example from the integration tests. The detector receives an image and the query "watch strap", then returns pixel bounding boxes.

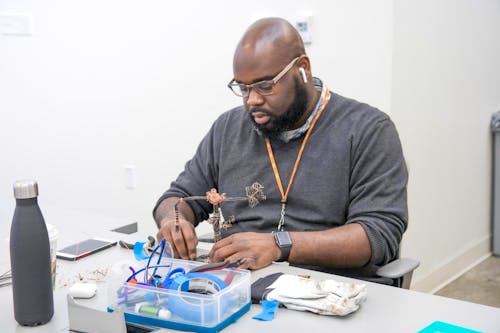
[273,231,292,262]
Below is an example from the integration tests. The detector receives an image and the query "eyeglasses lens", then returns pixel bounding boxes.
[231,81,274,97]
[254,82,274,95]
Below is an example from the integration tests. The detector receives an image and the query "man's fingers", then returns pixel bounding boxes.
[157,217,193,259]
[223,254,250,270]
[237,257,256,270]
[169,217,198,260]
[156,229,164,243]
[209,237,238,263]
[171,227,190,259]
[181,223,198,260]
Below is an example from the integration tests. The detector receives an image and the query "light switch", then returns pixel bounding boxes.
[0,12,33,36]
[294,15,312,45]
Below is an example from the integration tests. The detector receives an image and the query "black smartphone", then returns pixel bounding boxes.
[56,238,117,261]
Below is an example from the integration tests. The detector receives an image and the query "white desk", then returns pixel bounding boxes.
[1,227,499,332]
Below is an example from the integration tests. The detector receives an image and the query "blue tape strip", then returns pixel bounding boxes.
[252,300,279,321]
[133,242,150,260]
[167,272,231,323]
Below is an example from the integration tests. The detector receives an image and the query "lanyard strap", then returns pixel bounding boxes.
[265,90,331,231]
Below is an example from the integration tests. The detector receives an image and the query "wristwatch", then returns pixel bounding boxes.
[273,231,292,262]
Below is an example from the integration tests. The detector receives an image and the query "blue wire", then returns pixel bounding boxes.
[122,239,176,288]
[126,265,176,283]
[141,239,174,284]
[144,240,163,283]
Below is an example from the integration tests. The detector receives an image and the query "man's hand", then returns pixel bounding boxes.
[155,197,198,260]
[209,232,280,270]
[157,216,198,260]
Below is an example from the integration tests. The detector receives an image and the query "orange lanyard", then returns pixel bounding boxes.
[265,90,331,231]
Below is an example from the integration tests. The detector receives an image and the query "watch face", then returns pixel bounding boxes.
[275,232,292,247]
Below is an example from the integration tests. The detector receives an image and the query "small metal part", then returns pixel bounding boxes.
[118,240,134,250]
[179,183,265,242]
[173,199,183,233]
[221,216,236,230]
[278,204,286,231]
[206,189,226,205]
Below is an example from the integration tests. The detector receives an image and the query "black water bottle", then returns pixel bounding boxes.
[10,180,54,326]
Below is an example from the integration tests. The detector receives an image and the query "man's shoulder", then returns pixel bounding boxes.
[330,92,390,123]
[321,92,398,141]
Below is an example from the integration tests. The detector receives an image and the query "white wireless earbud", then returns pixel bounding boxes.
[299,67,308,83]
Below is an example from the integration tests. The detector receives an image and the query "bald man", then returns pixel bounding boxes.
[154,18,408,284]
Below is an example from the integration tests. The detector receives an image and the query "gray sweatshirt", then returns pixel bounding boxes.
[155,88,408,283]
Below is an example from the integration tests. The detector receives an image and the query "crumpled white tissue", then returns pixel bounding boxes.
[265,274,367,316]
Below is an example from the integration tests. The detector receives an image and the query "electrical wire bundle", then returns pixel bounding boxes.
[0,270,12,287]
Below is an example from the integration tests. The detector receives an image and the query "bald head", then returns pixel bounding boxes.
[233,18,306,76]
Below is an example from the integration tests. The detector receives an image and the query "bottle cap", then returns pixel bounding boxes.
[13,180,39,199]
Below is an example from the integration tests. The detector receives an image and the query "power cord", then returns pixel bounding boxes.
[0,269,12,287]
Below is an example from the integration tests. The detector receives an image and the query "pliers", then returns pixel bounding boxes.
[119,236,156,251]
[188,258,246,273]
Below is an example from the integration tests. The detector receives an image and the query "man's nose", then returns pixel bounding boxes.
[245,88,264,106]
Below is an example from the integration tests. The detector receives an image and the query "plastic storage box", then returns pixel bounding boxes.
[107,258,251,333]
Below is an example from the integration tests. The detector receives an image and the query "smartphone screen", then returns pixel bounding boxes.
[57,238,117,261]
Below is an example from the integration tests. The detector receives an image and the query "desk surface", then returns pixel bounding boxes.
[1,227,499,333]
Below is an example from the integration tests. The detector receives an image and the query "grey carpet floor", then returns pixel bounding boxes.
[434,256,500,308]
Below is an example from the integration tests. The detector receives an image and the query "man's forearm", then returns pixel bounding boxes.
[154,197,196,228]
[288,223,371,268]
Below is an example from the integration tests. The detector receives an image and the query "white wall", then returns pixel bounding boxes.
[0,0,393,236]
[391,0,500,291]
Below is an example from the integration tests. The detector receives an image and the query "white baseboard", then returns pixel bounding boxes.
[411,236,492,293]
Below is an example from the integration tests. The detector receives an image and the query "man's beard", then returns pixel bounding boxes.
[249,76,309,135]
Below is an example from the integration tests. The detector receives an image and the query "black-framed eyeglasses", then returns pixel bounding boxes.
[227,55,304,97]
